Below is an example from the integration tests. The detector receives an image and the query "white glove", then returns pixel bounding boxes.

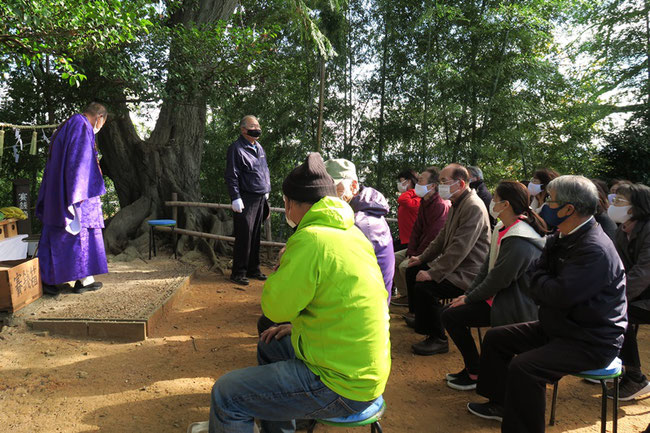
[232,198,244,213]
[265,193,269,200]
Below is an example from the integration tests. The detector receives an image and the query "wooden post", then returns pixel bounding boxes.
[171,192,178,258]
[265,216,272,261]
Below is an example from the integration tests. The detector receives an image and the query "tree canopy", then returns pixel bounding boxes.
[0,0,648,248]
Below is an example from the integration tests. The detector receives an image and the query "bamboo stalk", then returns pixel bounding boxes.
[0,123,59,129]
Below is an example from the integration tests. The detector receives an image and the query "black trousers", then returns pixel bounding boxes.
[232,193,266,278]
[619,304,650,374]
[441,301,491,375]
[405,263,429,313]
[477,321,617,433]
[393,239,407,252]
[412,278,464,339]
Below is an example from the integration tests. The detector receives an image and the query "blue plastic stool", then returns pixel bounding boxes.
[550,357,622,433]
[307,396,386,433]
[147,219,177,259]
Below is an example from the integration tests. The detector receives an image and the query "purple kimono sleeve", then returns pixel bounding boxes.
[36,114,106,228]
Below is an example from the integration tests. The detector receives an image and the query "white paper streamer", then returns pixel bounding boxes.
[42,130,50,144]
[12,144,19,163]
[14,128,23,150]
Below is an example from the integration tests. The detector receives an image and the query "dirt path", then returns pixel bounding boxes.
[1,262,650,432]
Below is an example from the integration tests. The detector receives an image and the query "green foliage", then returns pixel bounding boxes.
[569,0,650,106]
[0,0,155,85]
[330,0,607,199]
[2,0,649,242]
[598,112,650,185]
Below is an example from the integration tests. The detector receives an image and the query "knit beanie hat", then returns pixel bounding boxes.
[282,152,337,203]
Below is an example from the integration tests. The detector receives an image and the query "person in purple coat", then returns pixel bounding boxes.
[36,102,108,295]
[324,159,395,301]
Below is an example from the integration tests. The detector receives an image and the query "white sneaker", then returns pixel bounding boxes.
[187,421,209,433]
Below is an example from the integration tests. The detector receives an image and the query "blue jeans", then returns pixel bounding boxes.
[208,336,376,433]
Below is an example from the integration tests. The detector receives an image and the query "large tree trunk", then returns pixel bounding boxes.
[97,0,238,255]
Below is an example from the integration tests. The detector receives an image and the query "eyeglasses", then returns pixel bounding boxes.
[612,197,630,206]
[546,200,573,208]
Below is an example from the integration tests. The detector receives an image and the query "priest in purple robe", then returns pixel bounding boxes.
[36,102,109,295]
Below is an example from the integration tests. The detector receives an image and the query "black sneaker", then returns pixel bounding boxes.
[608,376,650,401]
[447,370,477,391]
[467,402,503,422]
[247,272,267,281]
[230,275,250,286]
[446,368,466,382]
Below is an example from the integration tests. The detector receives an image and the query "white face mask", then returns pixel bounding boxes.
[528,182,543,197]
[608,204,632,224]
[607,193,616,205]
[284,195,297,228]
[397,180,408,193]
[338,180,356,202]
[438,181,458,200]
[414,183,431,198]
[489,200,504,219]
[285,213,297,228]
[93,117,102,135]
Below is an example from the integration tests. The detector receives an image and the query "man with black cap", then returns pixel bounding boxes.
[224,115,271,286]
[192,153,391,433]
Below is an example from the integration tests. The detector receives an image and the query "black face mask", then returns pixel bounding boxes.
[247,129,261,138]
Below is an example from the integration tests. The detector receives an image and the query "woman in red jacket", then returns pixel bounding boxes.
[396,169,420,250]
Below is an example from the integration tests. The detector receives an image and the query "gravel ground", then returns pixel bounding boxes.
[13,258,195,321]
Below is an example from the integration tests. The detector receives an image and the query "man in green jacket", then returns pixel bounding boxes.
[201,153,391,433]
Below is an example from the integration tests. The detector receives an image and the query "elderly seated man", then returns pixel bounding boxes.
[324,158,395,301]
[405,163,491,355]
[391,166,450,309]
[190,153,391,433]
[467,175,627,433]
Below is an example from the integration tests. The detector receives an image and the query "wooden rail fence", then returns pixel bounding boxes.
[159,193,397,249]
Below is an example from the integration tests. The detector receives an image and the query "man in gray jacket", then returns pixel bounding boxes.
[405,163,491,355]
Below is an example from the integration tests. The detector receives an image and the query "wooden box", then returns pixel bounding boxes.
[0,258,42,312]
[0,219,18,239]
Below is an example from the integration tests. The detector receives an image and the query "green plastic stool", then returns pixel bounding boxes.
[307,397,386,433]
[549,357,622,433]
